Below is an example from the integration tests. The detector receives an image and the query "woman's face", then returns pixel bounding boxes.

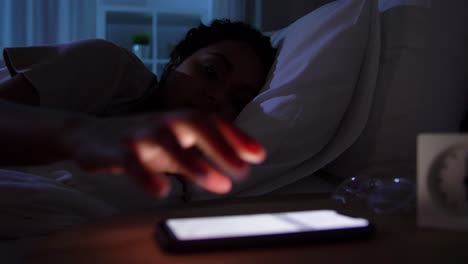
[157,40,265,120]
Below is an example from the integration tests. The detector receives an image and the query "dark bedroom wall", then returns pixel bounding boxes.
[260,0,335,31]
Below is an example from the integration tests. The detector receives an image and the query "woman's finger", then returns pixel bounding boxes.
[171,148,232,194]
[214,117,266,164]
[169,116,249,179]
[133,126,207,176]
[125,149,171,198]
[131,136,232,194]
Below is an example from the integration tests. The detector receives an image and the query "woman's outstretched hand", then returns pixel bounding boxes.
[63,112,266,197]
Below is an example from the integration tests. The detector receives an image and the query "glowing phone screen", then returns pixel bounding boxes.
[166,210,369,241]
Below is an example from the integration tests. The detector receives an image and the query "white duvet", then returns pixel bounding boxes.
[0,169,116,240]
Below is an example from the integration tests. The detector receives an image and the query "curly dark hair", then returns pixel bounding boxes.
[169,19,276,74]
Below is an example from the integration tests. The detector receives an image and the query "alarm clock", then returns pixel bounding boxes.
[418,134,468,230]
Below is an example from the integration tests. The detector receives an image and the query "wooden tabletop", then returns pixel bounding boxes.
[25,194,468,264]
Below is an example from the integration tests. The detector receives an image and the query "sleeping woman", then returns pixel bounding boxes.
[0,19,277,197]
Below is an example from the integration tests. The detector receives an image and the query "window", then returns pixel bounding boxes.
[0,0,254,73]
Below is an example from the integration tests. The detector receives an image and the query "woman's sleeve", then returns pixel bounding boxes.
[3,39,150,114]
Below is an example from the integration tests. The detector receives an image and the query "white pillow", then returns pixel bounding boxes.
[324,0,468,178]
[187,0,380,199]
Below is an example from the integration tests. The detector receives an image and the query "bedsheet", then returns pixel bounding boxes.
[0,169,116,240]
[0,66,10,83]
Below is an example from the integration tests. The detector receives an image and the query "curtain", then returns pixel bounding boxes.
[0,0,259,64]
[0,0,96,51]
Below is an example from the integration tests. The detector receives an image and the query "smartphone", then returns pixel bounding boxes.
[155,209,374,253]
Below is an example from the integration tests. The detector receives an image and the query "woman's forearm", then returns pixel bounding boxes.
[0,99,89,166]
[0,99,266,196]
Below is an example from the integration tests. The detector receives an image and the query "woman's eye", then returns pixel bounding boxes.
[202,65,219,80]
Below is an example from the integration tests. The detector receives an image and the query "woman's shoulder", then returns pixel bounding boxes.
[59,39,127,61]
[71,40,158,115]
[4,39,157,114]
[72,39,140,60]
[72,38,118,48]
[73,39,154,76]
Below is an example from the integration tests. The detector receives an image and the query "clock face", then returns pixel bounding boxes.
[427,144,468,216]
